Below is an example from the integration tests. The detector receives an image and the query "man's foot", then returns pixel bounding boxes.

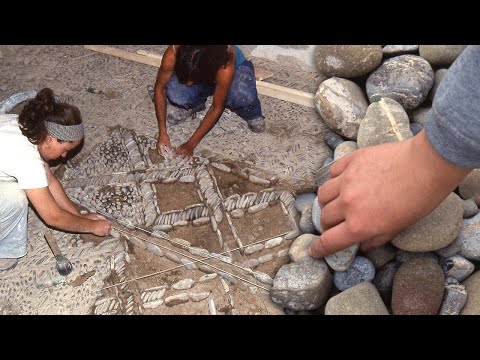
[246,116,266,133]
[167,104,206,125]
[0,258,18,271]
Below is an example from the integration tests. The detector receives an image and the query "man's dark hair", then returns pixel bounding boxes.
[175,45,231,85]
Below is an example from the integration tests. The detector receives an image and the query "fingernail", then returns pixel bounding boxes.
[307,246,314,257]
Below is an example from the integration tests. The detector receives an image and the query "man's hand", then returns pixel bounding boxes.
[175,142,195,164]
[157,133,173,159]
[308,130,471,258]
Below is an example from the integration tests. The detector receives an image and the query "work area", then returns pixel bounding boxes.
[0,45,479,315]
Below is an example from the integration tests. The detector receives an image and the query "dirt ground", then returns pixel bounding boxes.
[0,45,331,315]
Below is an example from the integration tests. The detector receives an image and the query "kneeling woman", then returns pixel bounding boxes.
[0,88,112,271]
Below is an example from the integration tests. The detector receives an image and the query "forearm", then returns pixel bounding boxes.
[411,130,471,200]
[424,45,480,168]
[187,106,223,148]
[25,187,96,233]
[48,175,81,215]
[47,208,98,234]
[154,87,168,135]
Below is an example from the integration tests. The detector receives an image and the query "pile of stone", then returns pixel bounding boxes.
[270,45,480,315]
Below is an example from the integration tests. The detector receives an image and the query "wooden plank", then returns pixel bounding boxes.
[84,45,313,108]
[256,81,315,108]
[136,49,164,61]
[254,67,274,81]
[135,49,274,81]
[84,45,162,67]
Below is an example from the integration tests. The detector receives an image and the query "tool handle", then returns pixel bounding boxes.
[44,230,61,257]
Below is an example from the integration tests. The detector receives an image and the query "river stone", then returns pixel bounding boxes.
[270,257,332,311]
[382,45,419,56]
[299,207,316,234]
[289,234,317,262]
[325,282,389,315]
[456,212,480,261]
[463,198,478,218]
[324,130,344,150]
[435,238,461,258]
[311,196,323,233]
[441,255,474,282]
[392,193,463,252]
[322,157,333,168]
[315,77,369,140]
[372,261,401,303]
[333,256,376,291]
[459,169,480,206]
[429,68,448,101]
[325,244,359,271]
[439,284,467,315]
[315,45,383,78]
[395,250,438,264]
[391,257,445,315]
[364,244,396,269]
[294,192,316,213]
[460,271,480,315]
[333,141,358,160]
[357,97,413,148]
[366,55,434,110]
[410,106,430,125]
[419,45,468,66]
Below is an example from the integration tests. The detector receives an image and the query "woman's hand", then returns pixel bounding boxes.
[91,219,112,237]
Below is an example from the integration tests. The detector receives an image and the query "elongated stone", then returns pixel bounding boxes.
[164,294,189,307]
[230,209,245,218]
[244,243,264,255]
[170,237,191,248]
[265,237,283,249]
[248,202,269,214]
[249,175,270,186]
[193,217,210,226]
[211,162,231,172]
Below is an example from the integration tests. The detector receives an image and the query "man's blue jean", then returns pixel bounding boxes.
[166,60,263,121]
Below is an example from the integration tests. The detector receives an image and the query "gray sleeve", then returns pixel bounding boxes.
[424,45,480,169]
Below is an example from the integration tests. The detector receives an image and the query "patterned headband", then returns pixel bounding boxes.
[44,121,84,142]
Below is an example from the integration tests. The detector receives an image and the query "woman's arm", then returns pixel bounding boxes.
[45,162,81,215]
[25,186,112,236]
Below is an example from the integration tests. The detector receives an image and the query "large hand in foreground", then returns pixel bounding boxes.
[308,131,471,258]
